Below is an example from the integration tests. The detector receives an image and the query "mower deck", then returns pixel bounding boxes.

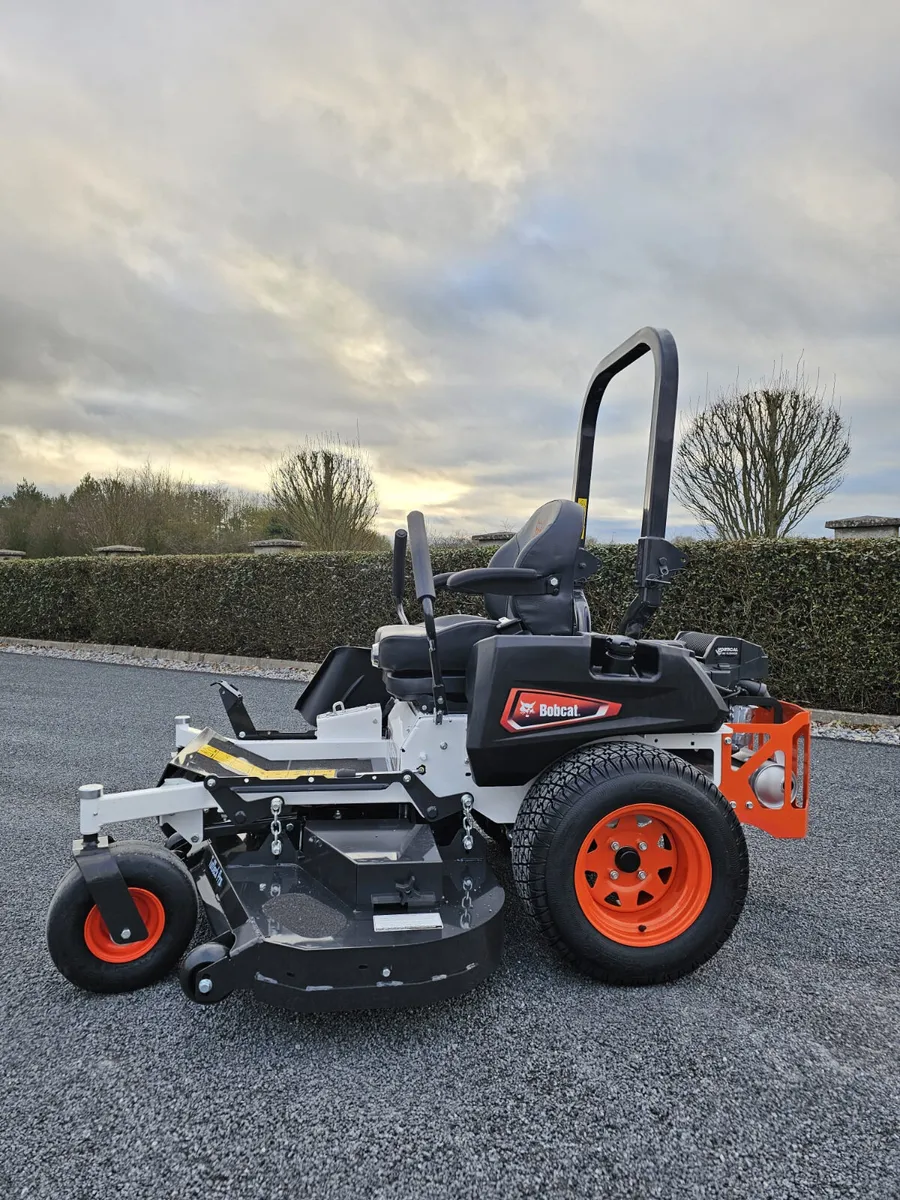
[181,823,504,1012]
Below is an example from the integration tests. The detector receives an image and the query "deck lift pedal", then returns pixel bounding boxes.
[46,328,811,1012]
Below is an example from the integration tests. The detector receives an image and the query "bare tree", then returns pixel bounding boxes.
[67,466,272,554]
[674,362,851,538]
[270,434,383,550]
[68,471,148,550]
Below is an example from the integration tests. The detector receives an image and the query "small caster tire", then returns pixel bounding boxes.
[46,841,199,994]
[164,832,192,860]
[180,942,232,1005]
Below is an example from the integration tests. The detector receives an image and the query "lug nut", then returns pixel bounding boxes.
[197,978,213,994]
[637,870,647,881]
[609,870,619,881]
[638,841,647,852]
[120,928,131,940]
[610,841,620,851]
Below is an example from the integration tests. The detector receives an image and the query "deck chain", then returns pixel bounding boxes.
[461,792,475,853]
[269,797,284,857]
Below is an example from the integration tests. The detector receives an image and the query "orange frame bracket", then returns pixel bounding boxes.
[719,703,811,838]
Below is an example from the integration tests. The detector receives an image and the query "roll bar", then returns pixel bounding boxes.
[572,327,686,639]
[572,326,679,540]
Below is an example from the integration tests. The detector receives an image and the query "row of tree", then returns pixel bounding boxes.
[0,438,390,557]
[1,369,852,556]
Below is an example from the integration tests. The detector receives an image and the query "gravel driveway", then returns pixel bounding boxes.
[1,655,897,1200]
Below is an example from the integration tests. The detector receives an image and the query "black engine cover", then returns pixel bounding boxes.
[675,631,770,687]
[465,633,728,786]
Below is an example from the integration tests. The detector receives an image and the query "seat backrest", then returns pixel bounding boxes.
[484,499,588,635]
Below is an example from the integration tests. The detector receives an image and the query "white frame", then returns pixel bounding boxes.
[79,700,728,840]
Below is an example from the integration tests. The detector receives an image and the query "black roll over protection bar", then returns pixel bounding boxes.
[572,327,687,639]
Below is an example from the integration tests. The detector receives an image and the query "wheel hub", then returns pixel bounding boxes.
[83,887,166,963]
[574,804,713,947]
[614,846,641,873]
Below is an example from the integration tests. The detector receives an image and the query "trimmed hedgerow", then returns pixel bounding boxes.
[2,539,899,714]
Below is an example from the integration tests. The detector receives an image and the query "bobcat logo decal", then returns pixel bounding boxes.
[501,689,622,733]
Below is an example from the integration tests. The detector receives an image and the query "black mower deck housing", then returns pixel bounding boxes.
[179,806,503,1012]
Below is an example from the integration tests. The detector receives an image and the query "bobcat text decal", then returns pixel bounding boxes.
[500,688,622,733]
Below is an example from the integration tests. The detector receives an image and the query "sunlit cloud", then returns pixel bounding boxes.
[1,0,898,542]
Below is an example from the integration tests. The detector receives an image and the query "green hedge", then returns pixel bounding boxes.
[2,540,899,714]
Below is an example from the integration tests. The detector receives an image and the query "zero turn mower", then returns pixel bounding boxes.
[46,328,811,1012]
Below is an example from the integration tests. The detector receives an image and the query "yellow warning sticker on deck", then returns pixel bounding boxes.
[195,744,337,781]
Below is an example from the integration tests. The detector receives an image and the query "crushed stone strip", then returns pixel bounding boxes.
[3,642,897,746]
[810,720,899,746]
[0,641,312,682]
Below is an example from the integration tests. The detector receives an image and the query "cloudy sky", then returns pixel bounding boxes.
[1,0,898,540]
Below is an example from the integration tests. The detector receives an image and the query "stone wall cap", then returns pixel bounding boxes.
[470,531,515,543]
[94,545,146,553]
[0,548,26,557]
[250,539,306,548]
[825,516,900,529]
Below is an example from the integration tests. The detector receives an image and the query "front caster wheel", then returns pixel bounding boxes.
[179,941,233,1005]
[512,743,749,985]
[46,841,199,994]
[164,832,192,860]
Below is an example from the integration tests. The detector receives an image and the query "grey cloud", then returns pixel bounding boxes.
[0,0,898,536]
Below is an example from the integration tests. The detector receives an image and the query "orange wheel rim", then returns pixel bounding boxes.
[83,888,166,963]
[574,804,712,947]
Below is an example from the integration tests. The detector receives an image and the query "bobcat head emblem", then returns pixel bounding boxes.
[518,700,536,715]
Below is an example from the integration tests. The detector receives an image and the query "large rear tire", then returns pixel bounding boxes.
[511,742,748,984]
[47,841,198,994]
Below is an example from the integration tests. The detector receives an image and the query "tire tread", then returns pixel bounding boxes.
[511,741,749,985]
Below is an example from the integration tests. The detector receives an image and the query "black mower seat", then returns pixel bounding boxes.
[375,499,592,678]
[375,614,499,673]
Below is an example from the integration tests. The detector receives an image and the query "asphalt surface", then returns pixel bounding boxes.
[1,654,898,1200]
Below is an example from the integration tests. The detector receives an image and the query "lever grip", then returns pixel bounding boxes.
[391,528,408,605]
[406,511,436,601]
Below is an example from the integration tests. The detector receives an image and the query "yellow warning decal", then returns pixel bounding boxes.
[195,744,336,780]
[576,497,588,536]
